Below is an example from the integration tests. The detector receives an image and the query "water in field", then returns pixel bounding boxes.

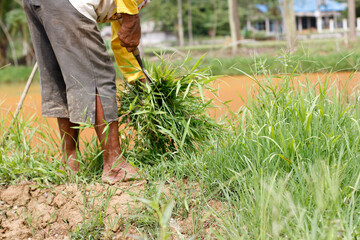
[1,72,360,141]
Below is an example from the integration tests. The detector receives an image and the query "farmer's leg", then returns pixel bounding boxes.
[57,118,80,171]
[23,0,77,169]
[94,93,138,183]
[32,0,118,125]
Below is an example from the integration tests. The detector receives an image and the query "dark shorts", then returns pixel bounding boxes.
[23,0,118,124]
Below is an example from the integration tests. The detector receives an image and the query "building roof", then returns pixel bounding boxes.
[293,0,346,13]
[255,4,268,13]
[256,1,346,14]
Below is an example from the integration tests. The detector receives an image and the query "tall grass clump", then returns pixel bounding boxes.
[0,114,107,185]
[0,115,66,185]
[158,69,360,239]
[118,54,221,164]
[138,50,360,237]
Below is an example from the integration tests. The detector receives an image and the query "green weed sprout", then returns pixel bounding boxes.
[134,183,175,240]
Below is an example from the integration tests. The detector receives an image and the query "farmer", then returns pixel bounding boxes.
[23,0,150,183]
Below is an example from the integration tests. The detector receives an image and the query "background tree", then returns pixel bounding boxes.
[348,0,357,42]
[281,0,296,51]
[2,0,285,57]
[267,0,282,39]
[6,7,32,65]
[354,0,360,17]
[141,0,283,49]
[0,0,13,66]
[191,1,229,37]
[177,0,185,48]
[210,0,218,50]
[0,0,31,66]
[141,0,178,33]
[142,0,230,41]
[228,0,241,54]
[187,0,193,45]
[0,19,18,66]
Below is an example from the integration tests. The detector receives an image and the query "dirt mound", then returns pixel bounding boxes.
[0,181,218,239]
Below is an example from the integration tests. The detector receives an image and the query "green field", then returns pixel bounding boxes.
[3,38,360,83]
[1,59,360,238]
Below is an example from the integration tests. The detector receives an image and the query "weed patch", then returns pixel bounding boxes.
[118,54,221,164]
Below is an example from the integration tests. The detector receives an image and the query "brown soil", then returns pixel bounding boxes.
[0,181,219,239]
[2,73,360,138]
[210,72,360,115]
[0,181,143,239]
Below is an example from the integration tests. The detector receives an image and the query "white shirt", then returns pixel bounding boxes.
[69,0,150,23]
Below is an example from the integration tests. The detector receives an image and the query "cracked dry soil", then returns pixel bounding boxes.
[0,181,147,239]
[0,181,219,240]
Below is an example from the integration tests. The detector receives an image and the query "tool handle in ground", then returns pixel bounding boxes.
[1,62,38,146]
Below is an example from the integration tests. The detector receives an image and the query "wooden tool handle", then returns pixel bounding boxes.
[133,48,140,58]
[133,47,144,69]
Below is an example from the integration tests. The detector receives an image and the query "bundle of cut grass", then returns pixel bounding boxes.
[117,55,220,164]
